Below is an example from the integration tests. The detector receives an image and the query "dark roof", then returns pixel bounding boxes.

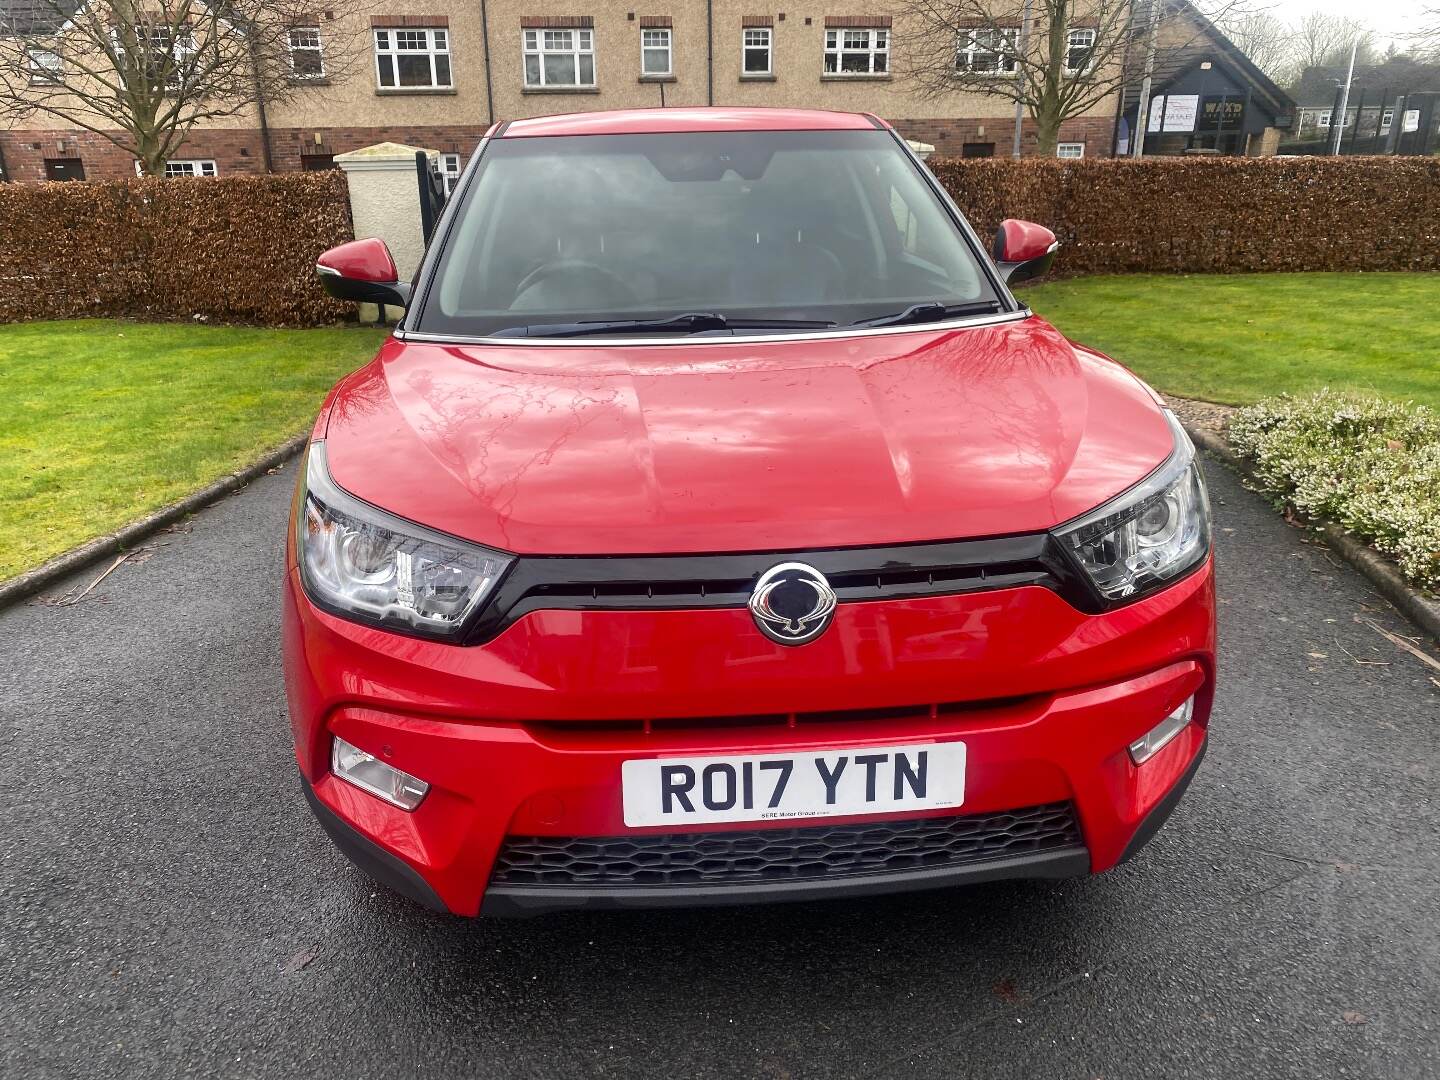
[0,0,85,36]
[1176,1,1297,118]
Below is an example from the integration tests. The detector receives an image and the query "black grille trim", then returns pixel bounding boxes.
[490,802,1084,888]
[464,533,1099,642]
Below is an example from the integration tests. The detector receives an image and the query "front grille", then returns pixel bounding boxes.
[490,802,1083,888]
[463,533,1089,643]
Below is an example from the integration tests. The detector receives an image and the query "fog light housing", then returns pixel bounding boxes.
[1129,698,1194,765]
[331,736,429,811]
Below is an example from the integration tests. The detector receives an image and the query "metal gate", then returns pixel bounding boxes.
[416,151,448,243]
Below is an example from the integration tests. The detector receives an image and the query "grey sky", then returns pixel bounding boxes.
[1262,0,1431,44]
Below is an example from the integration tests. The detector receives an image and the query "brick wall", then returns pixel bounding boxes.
[2,114,1116,183]
[0,128,271,182]
[265,125,495,171]
[890,116,1116,158]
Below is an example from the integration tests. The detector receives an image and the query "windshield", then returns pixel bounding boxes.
[417,129,1001,338]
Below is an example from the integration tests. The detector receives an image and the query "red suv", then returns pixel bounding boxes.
[288,108,1214,916]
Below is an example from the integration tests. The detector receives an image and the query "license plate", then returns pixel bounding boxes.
[621,741,966,828]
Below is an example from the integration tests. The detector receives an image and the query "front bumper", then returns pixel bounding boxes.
[284,559,1215,916]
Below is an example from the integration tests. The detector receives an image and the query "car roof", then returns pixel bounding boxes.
[496,107,886,139]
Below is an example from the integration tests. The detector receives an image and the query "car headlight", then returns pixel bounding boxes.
[1053,411,1211,604]
[296,442,512,639]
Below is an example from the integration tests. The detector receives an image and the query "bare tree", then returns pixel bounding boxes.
[0,0,362,175]
[1416,7,1440,60]
[1292,11,1375,73]
[1214,9,1295,82]
[894,1,1259,156]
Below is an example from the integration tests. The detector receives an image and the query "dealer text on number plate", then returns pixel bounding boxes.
[621,741,966,827]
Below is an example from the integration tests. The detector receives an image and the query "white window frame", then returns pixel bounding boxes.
[111,26,195,90]
[957,27,1019,76]
[373,27,452,90]
[1064,28,1096,75]
[1380,107,1395,132]
[1317,110,1331,129]
[1056,142,1085,159]
[823,27,889,76]
[640,27,671,76]
[742,27,772,75]
[522,27,596,88]
[287,27,325,80]
[26,46,62,84]
[439,152,462,196]
[163,159,218,178]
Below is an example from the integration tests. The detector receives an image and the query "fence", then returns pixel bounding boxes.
[0,171,353,325]
[931,155,1440,275]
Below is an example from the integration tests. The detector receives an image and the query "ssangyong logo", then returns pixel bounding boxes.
[748,562,837,646]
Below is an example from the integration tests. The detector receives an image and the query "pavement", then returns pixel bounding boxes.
[2,454,1438,1080]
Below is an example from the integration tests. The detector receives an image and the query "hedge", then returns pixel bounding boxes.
[0,172,352,326]
[930,156,1440,276]
[6,157,1440,326]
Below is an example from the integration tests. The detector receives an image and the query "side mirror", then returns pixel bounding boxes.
[316,238,411,308]
[992,219,1059,285]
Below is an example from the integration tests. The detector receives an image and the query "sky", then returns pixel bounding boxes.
[1264,0,1432,45]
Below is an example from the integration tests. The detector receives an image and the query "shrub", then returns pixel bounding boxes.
[1228,390,1440,593]
[929,156,1440,276]
[0,172,353,326]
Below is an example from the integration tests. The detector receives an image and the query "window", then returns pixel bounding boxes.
[288,27,325,79]
[423,128,999,338]
[440,152,462,196]
[1317,110,1331,129]
[1065,28,1095,74]
[641,28,671,75]
[164,160,218,178]
[1056,142,1085,159]
[523,28,595,88]
[112,27,195,90]
[26,46,62,84]
[1380,108,1394,132]
[374,28,452,90]
[743,28,771,75]
[957,28,1018,75]
[824,28,888,75]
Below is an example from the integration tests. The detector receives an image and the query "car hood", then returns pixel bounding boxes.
[322,317,1173,555]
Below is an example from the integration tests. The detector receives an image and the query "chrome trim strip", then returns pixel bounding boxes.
[315,264,340,276]
[390,308,1033,347]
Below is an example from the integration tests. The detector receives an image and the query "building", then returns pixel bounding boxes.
[0,0,1284,183]
[1114,2,1293,157]
[1289,94,1440,156]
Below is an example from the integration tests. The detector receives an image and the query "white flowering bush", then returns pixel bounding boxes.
[1228,390,1440,594]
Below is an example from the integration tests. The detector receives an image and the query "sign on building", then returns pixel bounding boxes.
[1148,95,1200,133]
[1198,97,1244,130]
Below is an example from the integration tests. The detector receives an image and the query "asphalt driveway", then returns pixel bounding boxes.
[2,455,1437,1079]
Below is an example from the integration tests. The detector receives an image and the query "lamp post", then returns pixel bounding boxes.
[1192,60,1211,152]
[1331,38,1358,155]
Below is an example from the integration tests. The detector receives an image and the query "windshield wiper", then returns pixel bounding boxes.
[851,300,1003,329]
[491,312,837,338]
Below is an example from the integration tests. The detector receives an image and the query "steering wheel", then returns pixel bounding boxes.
[512,259,640,308]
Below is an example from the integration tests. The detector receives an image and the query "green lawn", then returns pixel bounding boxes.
[1,320,387,582]
[1023,272,1440,411]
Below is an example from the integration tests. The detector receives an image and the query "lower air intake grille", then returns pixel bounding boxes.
[491,802,1083,888]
